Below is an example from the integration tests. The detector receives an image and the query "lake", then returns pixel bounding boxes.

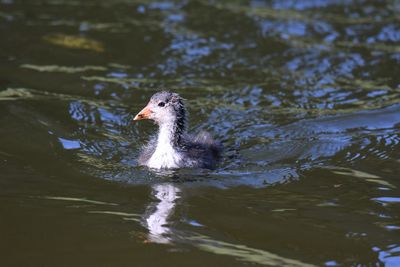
[0,0,399,266]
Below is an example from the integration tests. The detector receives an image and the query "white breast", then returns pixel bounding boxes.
[146,123,182,169]
[147,143,182,169]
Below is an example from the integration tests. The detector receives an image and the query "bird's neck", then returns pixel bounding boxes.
[157,119,186,148]
[147,121,185,169]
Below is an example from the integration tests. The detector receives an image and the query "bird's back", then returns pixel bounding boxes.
[181,131,222,169]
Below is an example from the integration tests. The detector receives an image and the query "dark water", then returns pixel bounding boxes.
[1,0,400,266]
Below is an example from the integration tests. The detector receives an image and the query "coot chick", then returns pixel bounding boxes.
[133,91,222,169]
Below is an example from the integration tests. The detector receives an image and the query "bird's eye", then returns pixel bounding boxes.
[158,102,165,107]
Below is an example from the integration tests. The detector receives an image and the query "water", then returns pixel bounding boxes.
[1,0,400,266]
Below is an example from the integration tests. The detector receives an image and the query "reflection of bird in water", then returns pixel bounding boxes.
[134,91,222,169]
[141,183,316,267]
[144,183,180,244]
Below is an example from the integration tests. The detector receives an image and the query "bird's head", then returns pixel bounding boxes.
[133,91,186,127]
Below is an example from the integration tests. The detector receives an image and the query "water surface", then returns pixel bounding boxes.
[1,0,400,266]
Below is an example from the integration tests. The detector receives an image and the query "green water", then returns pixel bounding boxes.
[1,0,400,266]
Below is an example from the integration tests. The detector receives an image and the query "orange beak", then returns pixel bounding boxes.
[133,105,152,121]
